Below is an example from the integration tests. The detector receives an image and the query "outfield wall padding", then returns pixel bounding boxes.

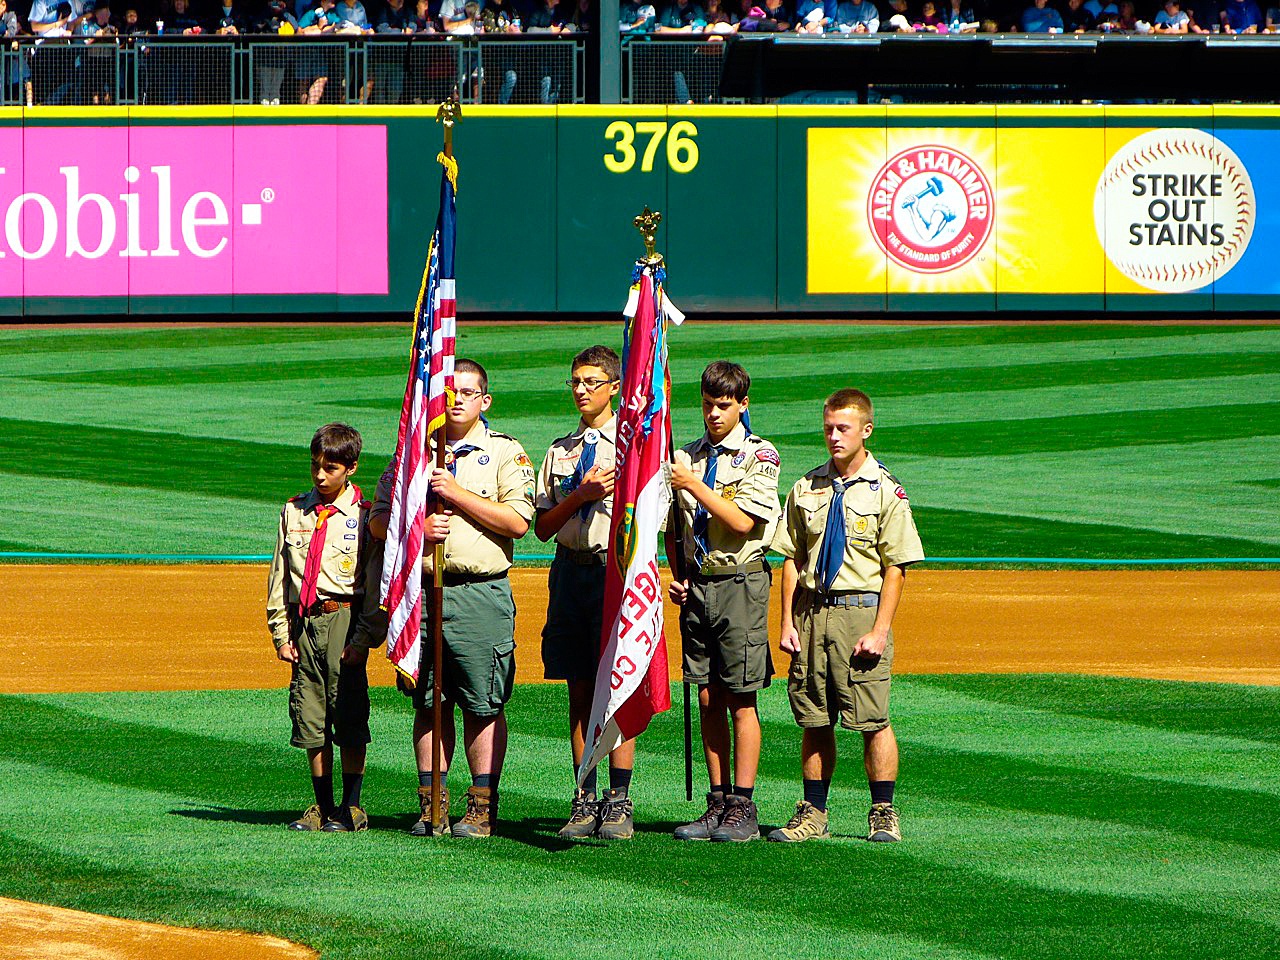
[3,104,1277,317]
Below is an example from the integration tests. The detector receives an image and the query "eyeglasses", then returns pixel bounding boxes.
[455,388,485,400]
[566,377,616,391]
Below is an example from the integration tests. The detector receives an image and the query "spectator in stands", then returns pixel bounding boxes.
[1062,0,1095,30]
[564,0,591,30]
[758,0,792,28]
[793,0,829,30]
[440,0,479,27]
[165,0,203,32]
[214,0,247,32]
[1186,0,1220,28]
[1082,0,1118,19]
[335,0,372,28]
[377,0,414,30]
[1222,0,1261,28]
[254,0,298,32]
[80,0,118,104]
[1153,0,1188,28]
[527,0,567,30]
[297,0,344,102]
[837,0,883,30]
[1020,0,1063,30]
[28,0,91,34]
[918,0,945,27]
[1,0,32,106]
[410,0,440,31]
[121,8,146,32]
[943,0,978,30]
[1266,2,1280,28]
[482,0,523,30]
[1114,0,1137,28]
[657,0,706,30]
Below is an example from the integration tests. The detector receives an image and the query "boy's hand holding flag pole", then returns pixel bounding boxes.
[578,207,686,789]
[379,96,460,835]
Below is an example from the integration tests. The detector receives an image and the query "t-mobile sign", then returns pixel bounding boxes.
[0,124,388,297]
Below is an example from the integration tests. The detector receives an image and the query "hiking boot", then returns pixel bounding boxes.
[451,786,496,838]
[409,785,450,837]
[868,802,902,843]
[710,794,760,842]
[321,805,369,833]
[766,800,830,843]
[673,791,726,841]
[596,787,634,841]
[557,790,600,840]
[287,804,328,832]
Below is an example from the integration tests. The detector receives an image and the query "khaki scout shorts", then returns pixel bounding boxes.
[681,568,774,694]
[786,590,892,732]
[288,604,372,749]
[541,551,606,682]
[411,577,517,718]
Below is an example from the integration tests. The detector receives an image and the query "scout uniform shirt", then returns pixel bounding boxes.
[672,421,782,570]
[535,416,617,556]
[773,451,925,593]
[266,482,369,649]
[371,420,536,577]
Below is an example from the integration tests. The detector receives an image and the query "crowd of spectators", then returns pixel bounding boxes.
[617,0,1280,32]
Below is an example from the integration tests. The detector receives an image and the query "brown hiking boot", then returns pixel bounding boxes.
[766,800,830,843]
[321,805,369,833]
[451,786,496,838]
[710,794,760,842]
[287,804,328,832]
[597,787,634,841]
[673,791,726,841]
[557,790,600,840]
[410,785,450,837]
[868,802,902,843]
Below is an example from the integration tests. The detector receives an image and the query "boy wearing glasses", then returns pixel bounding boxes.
[667,361,782,842]
[533,345,638,840]
[369,358,536,839]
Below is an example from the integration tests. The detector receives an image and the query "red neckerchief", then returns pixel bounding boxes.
[298,483,362,610]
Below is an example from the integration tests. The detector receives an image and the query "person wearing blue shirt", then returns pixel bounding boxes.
[1154,0,1190,29]
[1223,0,1261,29]
[658,0,706,29]
[1082,0,1118,15]
[334,0,370,27]
[620,1,658,30]
[1020,0,1063,30]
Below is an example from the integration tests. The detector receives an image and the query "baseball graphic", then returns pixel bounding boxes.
[869,145,994,273]
[1094,129,1255,293]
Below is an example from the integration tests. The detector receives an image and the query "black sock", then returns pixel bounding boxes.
[870,780,896,806]
[341,773,363,809]
[732,784,754,800]
[710,783,728,797]
[578,763,598,797]
[418,770,434,789]
[608,765,633,796]
[311,774,335,816]
[802,778,829,812]
[472,773,493,789]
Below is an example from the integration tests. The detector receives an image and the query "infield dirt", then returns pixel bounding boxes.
[5,565,1278,694]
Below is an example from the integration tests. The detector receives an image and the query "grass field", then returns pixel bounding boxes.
[3,677,1279,960]
[2,322,1279,560]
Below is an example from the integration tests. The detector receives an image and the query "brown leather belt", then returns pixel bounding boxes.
[694,559,771,580]
[300,598,353,616]
[556,545,607,567]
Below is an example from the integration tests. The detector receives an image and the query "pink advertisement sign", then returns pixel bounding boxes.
[0,124,388,297]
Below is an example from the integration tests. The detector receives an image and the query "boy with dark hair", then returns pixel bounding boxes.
[266,422,373,833]
[667,361,782,842]
[370,357,536,839]
[769,388,924,843]
[534,345,639,840]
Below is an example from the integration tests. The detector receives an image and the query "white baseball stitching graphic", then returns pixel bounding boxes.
[1094,129,1254,294]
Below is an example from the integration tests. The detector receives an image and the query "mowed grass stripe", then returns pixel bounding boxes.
[774,402,1280,458]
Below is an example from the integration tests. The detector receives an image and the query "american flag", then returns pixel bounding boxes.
[380,156,458,684]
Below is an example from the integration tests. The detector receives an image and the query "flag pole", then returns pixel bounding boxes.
[429,96,460,836]
[634,207,694,803]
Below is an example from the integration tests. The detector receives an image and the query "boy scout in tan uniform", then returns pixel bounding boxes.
[769,388,924,844]
[668,361,781,843]
[266,422,373,834]
[369,359,535,839]
[532,345,639,841]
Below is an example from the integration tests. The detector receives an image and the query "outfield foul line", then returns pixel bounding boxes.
[2,552,1278,565]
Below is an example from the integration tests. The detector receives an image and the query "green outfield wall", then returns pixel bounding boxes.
[4,104,1279,317]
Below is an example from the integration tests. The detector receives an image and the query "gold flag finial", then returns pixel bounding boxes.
[436,96,462,156]
[633,206,663,265]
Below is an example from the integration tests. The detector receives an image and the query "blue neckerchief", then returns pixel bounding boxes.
[691,444,724,570]
[816,477,848,594]
[560,431,599,521]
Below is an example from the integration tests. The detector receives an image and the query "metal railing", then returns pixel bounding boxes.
[622,36,728,104]
[3,34,584,106]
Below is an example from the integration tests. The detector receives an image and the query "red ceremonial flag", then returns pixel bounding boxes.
[380,153,458,684]
[579,261,684,782]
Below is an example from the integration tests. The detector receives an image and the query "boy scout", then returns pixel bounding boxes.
[769,388,924,843]
[266,422,373,834]
[369,358,536,839]
[533,345,639,841]
[667,361,781,843]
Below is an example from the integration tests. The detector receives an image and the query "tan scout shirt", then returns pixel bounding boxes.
[266,483,369,648]
[773,451,925,593]
[371,420,536,578]
[536,417,617,555]
[672,422,782,568]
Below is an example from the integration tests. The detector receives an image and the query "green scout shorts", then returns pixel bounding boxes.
[410,577,517,718]
[288,603,372,749]
[786,589,892,732]
[541,550,606,682]
[680,568,774,694]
